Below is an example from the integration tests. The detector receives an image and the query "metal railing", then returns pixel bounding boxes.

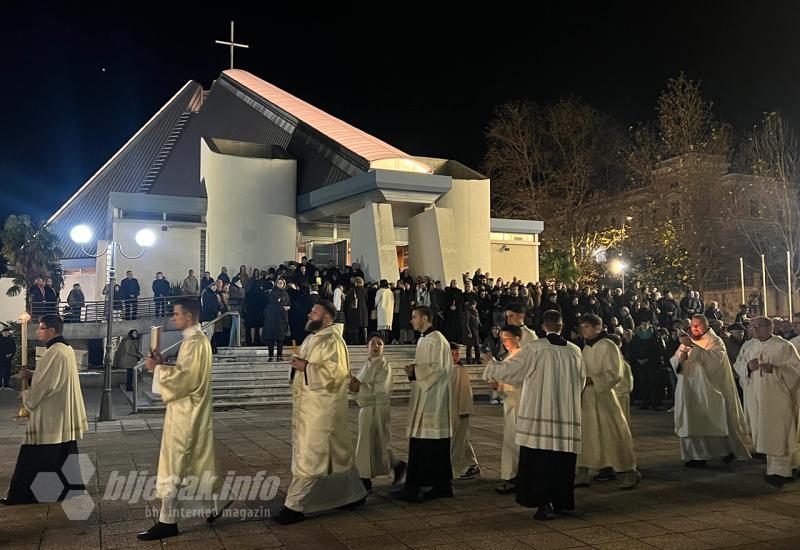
[130,311,241,413]
[29,297,242,323]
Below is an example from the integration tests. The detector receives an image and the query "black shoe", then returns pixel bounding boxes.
[0,497,11,506]
[685,460,707,469]
[274,507,306,525]
[765,475,791,488]
[361,478,373,491]
[277,356,284,361]
[392,461,407,485]
[137,522,179,541]
[722,453,736,465]
[534,504,556,521]
[267,357,274,362]
[495,480,516,495]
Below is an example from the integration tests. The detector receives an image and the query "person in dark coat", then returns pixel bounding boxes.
[628,320,665,410]
[397,282,415,344]
[152,272,170,318]
[366,283,378,335]
[0,326,16,389]
[444,280,464,344]
[429,281,446,332]
[244,282,267,346]
[634,301,657,327]
[656,292,679,328]
[200,282,221,322]
[119,271,141,320]
[462,299,481,364]
[344,277,368,345]
[287,284,312,344]
[263,279,290,361]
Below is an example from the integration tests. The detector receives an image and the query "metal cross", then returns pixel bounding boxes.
[215,21,249,70]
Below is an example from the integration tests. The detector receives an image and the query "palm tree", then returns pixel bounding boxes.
[0,215,64,300]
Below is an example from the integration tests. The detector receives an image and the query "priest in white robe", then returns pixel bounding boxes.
[3,314,88,505]
[483,324,524,494]
[575,314,641,489]
[350,332,405,490]
[450,343,480,479]
[397,305,454,502]
[276,300,366,524]
[140,297,218,541]
[483,310,586,520]
[670,315,750,468]
[375,280,395,342]
[733,317,800,486]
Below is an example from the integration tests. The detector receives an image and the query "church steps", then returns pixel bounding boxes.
[132,345,490,413]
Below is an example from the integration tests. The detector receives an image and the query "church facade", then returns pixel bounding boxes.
[47,70,542,299]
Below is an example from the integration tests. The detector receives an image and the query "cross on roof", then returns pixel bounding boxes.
[215,21,249,70]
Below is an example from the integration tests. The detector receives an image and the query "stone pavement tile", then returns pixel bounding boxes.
[100,532,162,549]
[580,511,640,526]
[771,536,800,548]
[217,532,282,549]
[514,531,586,549]
[466,539,535,550]
[343,534,410,550]
[724,522,795,542]
[40,526,100,549]
[393,527,460,548]
[559,526,628,545]
[691,511,753,529]
[766,517,800,535]
[594,541,659,550]
[158,538,226,549]
[440,524,504,541]
[607,521,671,538]
[646,516,709,533]
[100,505,150,523]
[639,533,713,549]
[272,520,348,549]
[684,527,756,547]
[424,512,479,528]
[1,536,42,550]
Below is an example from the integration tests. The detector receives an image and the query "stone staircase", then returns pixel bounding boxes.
[133,345,490,413]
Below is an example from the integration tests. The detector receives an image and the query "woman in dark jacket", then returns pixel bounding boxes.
[244,283,267,346]
[344,277,368,345]
[397,282,415,344]
[263,279,290,361]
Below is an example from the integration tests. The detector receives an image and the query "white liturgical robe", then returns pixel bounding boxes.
[669,329,751,462]
[484,347,523,480]
[485,335,586,453]
[407,329,453,439]
[354,356,394,478]
[285,323,366,513]
[155,325,217,520]
[734,336,800,477]
[23,340,87,445]
[450,361,478,475]
[578,337,637,471]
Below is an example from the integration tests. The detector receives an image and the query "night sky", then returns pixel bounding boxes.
[4,2,800,224]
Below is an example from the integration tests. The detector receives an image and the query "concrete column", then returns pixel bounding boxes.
[201,139,297,273]
[349,201,399,283]
[408,206,459,284]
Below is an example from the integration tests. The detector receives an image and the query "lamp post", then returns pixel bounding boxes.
[70,225,155,421]
[610,258,627,293]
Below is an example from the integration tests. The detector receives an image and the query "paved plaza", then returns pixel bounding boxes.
[2,388,800,550]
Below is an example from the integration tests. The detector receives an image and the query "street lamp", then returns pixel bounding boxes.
[71,225,155,421]
[610,258,628,293]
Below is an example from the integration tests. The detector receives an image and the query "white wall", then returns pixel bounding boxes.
[490,240,540,284]
[349,201,399,283]
[201,140,297,273]
[0,278,27,324]
[102,222,204,299]
[434,178,491,278]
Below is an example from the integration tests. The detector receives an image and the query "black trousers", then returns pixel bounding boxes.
[639,363,663,407]
[516,447,577,510]
[405,437,452,495]
[267,339,283,358]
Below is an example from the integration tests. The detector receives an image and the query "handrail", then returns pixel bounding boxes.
[131,311,241,413]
